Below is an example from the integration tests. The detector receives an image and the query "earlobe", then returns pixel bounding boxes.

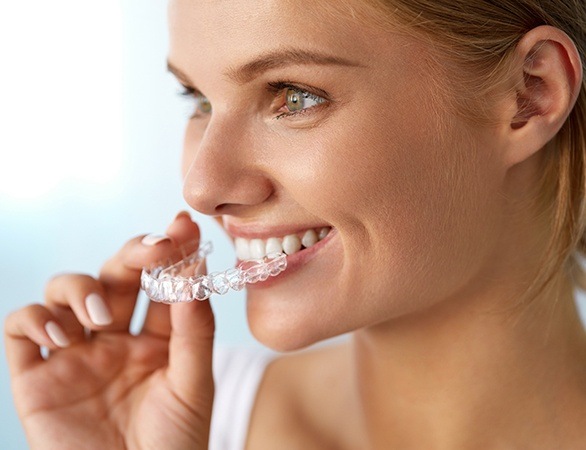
[504,26,582,167]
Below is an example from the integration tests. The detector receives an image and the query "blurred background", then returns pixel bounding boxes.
[0,1,259,447]
[1,1,586,448]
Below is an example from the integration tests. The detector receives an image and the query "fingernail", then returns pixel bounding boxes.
[45,321,70,348]
[141,233,171,246]
[85,293,113,326]
[174,210,191,221]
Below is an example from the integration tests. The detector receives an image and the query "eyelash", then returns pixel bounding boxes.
[266,81,328,120]
[178,82,329,120]
[179,86,209,119]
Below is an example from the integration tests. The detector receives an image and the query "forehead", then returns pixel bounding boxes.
[167,0,407,83]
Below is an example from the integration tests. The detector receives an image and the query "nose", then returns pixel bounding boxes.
[182,116,274,216]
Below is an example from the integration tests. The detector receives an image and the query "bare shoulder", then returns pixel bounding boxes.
[245,341,354,450]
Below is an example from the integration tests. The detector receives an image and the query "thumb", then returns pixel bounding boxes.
[167,259,215,409]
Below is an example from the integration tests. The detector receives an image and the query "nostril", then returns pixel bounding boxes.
[215,203,235,214]
[182,142,275,215]
[183,176,275,217]
[214,198,271,215]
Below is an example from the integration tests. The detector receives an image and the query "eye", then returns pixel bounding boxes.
[284,88,324,112]
[268,82,328,119]
[179,86,212,118]
[195,94,212,114]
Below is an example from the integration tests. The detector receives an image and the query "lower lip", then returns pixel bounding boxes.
[236,228,338,289]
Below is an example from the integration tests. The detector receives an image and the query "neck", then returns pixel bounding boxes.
[350,275,586,449]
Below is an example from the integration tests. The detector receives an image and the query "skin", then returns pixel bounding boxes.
[5,0,586,449]
[174,0,506,351]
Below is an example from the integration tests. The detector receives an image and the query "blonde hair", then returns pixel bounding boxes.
[343,0,586,307]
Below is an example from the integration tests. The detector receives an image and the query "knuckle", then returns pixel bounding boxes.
[4,303,45,333]
[44,271,70,293]
[3,309,17,329]
[24,303,49,318]
[45,273,100,301]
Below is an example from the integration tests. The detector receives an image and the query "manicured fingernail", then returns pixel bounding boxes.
[85,293,113,326]
[45,321,70,348]
[174,210,191,221]
[141,233,171,246]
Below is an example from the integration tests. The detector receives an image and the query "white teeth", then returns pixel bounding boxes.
[234,227,332,259]
[235,237,251,260]
[282,234,302,255]
[301,229,318,248]
[249,239,266,259]
[266,237,283,254]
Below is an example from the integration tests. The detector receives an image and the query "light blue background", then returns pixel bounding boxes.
[0,2,258,448]
[1,2,585,449]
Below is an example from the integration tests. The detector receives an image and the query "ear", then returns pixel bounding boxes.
[503,25,582,167]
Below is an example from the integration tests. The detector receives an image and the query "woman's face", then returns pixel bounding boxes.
[168,0,508,350]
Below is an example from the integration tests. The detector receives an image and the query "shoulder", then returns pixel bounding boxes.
[245,340,353,450]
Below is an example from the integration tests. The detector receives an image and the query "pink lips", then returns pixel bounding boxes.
[223,219,332,241]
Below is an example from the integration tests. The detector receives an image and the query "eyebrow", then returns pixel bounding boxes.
[167,48,364,87]
[167,62,192,85]
[225,48,364,84]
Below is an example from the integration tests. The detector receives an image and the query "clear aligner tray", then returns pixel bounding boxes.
[140,240,287,303]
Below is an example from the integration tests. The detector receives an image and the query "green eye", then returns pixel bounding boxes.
[285,88,324,113]
[286,89,304,111]
[196,94,212,114]
[178,86,212,119]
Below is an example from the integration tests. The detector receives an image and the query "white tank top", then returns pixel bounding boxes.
[209,347,277,450]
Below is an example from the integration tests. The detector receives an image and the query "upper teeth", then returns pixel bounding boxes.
[234,227,331,260]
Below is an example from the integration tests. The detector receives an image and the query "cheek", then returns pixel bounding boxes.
[244,99,504,350]
[276,94,477,232]
[281,95,502,315]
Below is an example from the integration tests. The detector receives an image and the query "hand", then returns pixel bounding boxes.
[4,212,215,450]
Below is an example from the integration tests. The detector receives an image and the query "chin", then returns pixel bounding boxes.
[245,296,353,352]
[246,314,322,352]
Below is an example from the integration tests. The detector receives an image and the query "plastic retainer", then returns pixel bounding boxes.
[140,241,287,303]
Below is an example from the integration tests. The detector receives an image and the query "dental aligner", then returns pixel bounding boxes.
[140,241,287,303]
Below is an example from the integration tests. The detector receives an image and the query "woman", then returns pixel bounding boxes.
[5,0,586,448]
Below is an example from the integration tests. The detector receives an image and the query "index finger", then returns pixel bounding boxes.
[99,212,200,289]
[97,212,200,332]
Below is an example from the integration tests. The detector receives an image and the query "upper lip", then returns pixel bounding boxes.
[222,219,332,240]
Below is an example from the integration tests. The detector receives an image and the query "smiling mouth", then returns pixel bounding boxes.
[233,226,333,260]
